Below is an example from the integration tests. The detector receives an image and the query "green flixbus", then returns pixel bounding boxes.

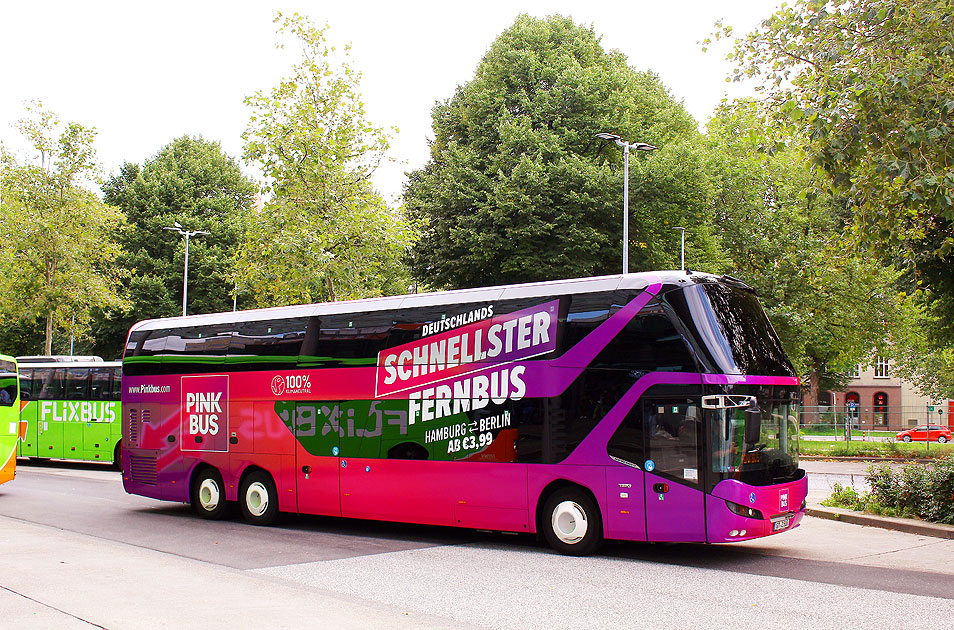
[1,355,21,484]
[17,359,122,468]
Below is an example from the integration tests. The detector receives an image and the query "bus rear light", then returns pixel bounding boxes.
[726,500,764,520]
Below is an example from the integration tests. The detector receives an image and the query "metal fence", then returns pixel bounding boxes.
[799,405,952,434]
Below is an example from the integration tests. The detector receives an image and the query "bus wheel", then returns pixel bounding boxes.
[191,468,228,520]
[541,488,603,556]
[240,471,279,526]
[112,442,122,471]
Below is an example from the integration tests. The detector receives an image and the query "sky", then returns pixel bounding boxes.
[0,0,784,203]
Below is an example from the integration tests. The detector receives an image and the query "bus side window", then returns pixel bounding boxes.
[607,404,644,467]
[67,367,90,400]
[592,300,698,373]
[19,368,33,401]
[388,307,446,349]
[123,329,170,377]
[35,368,65,400]
[230,317,309,371]
[90,368,109,401]
[110,366,122,401]
[160,325,233,374]
[315,313,394,365]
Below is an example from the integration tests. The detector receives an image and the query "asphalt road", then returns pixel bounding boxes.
[2,459,953,629]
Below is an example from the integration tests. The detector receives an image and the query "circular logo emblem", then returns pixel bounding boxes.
[749,492,757,504]
[270,375,286,396]
[332,446,339,457]
[644,460,655,472]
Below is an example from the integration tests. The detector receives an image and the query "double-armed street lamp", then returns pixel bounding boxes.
[163,222,211,317]
[596,133,657,274]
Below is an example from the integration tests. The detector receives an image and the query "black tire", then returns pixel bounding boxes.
[541,487,603,556]
[113,442,122,471]
[939,436,948,444]
[191,468,228,520]
[902,435,912,442]
[239,471,279,526]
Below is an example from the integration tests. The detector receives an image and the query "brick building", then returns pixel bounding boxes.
[821,356,953,431]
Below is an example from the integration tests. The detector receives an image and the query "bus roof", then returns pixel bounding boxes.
[17,361,121,369]
[17,356,104,363]
[128,270,719,334]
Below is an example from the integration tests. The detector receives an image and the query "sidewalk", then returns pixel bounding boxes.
[806,504,954,539]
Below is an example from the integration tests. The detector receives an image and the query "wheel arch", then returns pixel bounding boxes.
[534,479,604,537]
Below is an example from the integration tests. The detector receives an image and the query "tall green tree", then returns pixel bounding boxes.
[237,13,414,306]
[716,0,954,340]
[96,136,256,358]
[0,102,126,355]
[404,14,727,290]
[706,100,912,407]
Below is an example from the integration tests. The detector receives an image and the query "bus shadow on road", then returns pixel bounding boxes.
[18,457,117,472]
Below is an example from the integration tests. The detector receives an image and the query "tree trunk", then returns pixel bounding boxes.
[44,312,54,355]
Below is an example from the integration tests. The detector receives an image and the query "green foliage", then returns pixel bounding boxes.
[705,100,911,397]
[238,13,413,306]
[821,482,865,509]
[97,136,256,358]
[405,14,727,289]
[862,457,954,524]
[0,102,127,354]
[722,0,954,347]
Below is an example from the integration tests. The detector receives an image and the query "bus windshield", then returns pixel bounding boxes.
[665,282,795,377]
[710,386,800,487]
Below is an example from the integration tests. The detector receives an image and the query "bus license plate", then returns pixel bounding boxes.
[772,517,790,532]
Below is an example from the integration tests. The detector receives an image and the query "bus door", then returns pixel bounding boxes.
[293,401,340,517]
[642,396,706,542]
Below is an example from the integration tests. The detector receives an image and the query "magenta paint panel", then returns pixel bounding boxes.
[338,459,530,529]
[605,466,647,541]
[181,375,229,453]
[340,458,457,525]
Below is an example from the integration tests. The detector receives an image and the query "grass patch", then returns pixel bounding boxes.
[800,439,954,458]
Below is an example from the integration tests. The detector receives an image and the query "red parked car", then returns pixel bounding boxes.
[896,425,952,443]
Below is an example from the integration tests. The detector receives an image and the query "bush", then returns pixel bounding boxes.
[852,456,954,525]
[822,483,861,508]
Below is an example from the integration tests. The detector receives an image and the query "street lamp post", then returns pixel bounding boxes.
[673,226,686,271]
[596,133,657,274]
[163,222,211,317]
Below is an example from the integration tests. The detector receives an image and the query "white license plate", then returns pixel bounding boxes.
[772,517,790,532]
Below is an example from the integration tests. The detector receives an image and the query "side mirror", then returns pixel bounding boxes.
[744,404,762,447]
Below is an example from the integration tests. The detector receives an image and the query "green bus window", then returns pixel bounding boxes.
[19,368,33,401]
[66,367,90,400]
[34,368,65,400]
[90,368,110,401]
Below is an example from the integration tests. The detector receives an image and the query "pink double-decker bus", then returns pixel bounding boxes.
[121,271,806,555]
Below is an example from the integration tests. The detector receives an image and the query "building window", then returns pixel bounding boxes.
[873,392,888,426]
[874,357,890,378]
[848,364,860,379]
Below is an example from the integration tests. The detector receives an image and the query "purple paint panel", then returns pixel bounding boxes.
[644,471,706,542]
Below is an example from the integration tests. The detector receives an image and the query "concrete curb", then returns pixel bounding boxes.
[807,505,954,539]
[801,456,937,463]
